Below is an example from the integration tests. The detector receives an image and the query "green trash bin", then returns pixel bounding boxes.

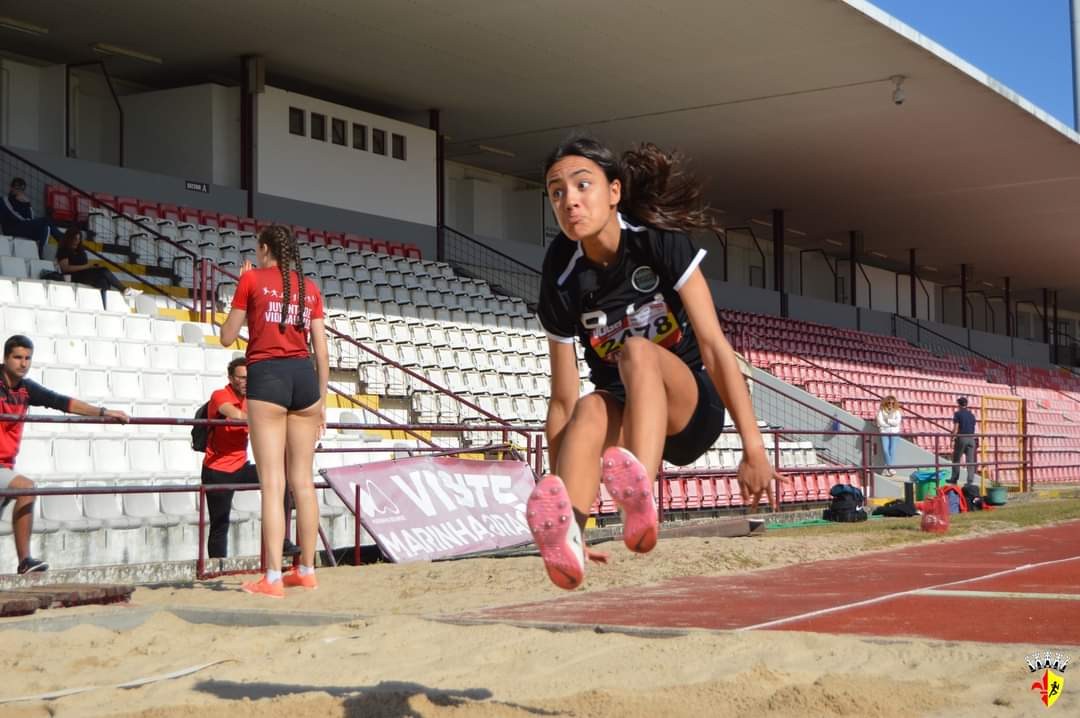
[909,469,952,500]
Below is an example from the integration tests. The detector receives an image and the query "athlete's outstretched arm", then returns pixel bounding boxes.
[220,307,246,348]
[545,338,580,472]
[678,269,782,507]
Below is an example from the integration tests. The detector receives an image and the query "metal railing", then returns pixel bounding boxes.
[439,225,541,311]
[892,314,1015,386]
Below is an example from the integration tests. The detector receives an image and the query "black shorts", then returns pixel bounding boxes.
[604,367,726,467]
[246,357,320,411]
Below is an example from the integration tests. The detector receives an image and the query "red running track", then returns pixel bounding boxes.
[464,521,1080,646]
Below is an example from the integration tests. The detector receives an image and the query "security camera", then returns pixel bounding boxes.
[891,75,906,106]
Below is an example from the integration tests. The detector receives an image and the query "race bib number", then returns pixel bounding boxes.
[589,299,682,363]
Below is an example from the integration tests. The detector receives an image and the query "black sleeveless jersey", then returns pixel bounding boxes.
[537,214,707,391]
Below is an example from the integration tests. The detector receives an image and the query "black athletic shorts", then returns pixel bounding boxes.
[604,367,726,467]
[246,357,320,411]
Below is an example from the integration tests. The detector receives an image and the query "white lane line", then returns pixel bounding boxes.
[737,554,1080,632]
[915,589,1080,601]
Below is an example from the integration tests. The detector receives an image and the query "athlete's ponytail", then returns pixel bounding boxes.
[543,135,720,232]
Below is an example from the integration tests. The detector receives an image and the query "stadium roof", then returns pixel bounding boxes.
[7,0,1080,305]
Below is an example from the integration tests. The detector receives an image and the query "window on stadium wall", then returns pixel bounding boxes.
[372,128,386,155]
[332,118,346,146]
[392,133,407,160]
[353,123,367,151]
[289,107,305,136]
[311,112,326,141]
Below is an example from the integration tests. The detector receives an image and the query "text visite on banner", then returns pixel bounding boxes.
[321,455,538,563]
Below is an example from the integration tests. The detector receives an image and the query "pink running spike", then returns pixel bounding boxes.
[601,446,658,554]
[526,475,585,590]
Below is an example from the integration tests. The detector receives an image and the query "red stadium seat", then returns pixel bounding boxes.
[325,231,344,246]
[684,478,701,510]
[219,214,240,233]
[46,185,75,222]
[309,229,327,245]
[178,207,201,227]
[116,196,139,216]
[370,239,389,255]
[598,483,616,514]
[387,242,406,257]
[292,226,310,244]
[356,237,374,253]
[74,192,94,222]
[699,477,716,509]
[198,210,220,227]
[137,201,161,219]
[665,478,685,510]
[256,219,273,233]
[726,477,743,506]
[158,203,180,224]
[238,217,258,234]
[343,233,365,249]
[403,243,422,259]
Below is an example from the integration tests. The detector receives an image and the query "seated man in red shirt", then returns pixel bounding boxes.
[1,334,129,574]
[201,357,296,558]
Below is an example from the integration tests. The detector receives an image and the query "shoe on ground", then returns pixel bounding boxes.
[17,557,48,574]
[123,287,143,299]
[241,576,284,598]
[282,567,318,590]
[601,446,659,553]
[526,475,585,590]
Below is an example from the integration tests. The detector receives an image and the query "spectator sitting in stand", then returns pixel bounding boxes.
[0,334,130,574]
[201,357,298,559]
[55,227,141,308]
[0,178,65,253]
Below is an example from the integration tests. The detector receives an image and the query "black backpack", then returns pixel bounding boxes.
[823,484,867,523]
[191,401,212,452]
[961,483,983,511]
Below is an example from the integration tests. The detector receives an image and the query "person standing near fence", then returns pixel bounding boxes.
[950,396,978,485]
[220,225,328,598]
[530,136,783,591]
[1,334,129,574]
[875,395,902,477]
[200,356,298,560]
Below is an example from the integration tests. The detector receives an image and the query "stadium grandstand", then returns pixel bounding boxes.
[0,0,1078,581]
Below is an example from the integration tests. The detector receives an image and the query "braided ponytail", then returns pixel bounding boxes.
[288,235,306,331]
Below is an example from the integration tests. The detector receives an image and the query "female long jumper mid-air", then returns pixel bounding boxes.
[528,136,783,589]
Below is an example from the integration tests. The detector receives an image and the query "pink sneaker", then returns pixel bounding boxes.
[526,475,585,590]
[601,446,658,553]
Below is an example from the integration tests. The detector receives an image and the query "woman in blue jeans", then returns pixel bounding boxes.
[876,396,902,476]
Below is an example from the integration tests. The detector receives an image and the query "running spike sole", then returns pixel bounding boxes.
[527,475,585,590]
[601,446,658,553]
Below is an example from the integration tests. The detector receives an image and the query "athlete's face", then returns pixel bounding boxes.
[546,156,620,242]
[3,347,32,381]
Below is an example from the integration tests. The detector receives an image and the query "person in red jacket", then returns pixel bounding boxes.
[221,225,328,598]
[1,334,129,574]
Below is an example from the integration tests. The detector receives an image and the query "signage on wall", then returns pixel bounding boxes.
[185,180,210,193]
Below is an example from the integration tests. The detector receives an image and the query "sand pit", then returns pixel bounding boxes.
[0,519,1070,717]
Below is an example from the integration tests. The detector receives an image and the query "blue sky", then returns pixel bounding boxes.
[870,0,1075,127]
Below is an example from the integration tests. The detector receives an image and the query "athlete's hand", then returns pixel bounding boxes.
[103,409,130,423]
[737,448,787,513]
[584,546,610,564]
[241,260,253,274]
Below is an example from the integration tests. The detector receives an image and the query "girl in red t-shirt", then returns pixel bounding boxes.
[221,225,329,597]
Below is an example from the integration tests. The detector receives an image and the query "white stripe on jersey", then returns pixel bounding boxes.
[555,212,645,287]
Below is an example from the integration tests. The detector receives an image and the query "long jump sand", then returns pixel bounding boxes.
[1,510,1073,717]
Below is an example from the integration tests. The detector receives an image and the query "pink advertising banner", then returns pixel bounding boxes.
[321,455,538,563]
